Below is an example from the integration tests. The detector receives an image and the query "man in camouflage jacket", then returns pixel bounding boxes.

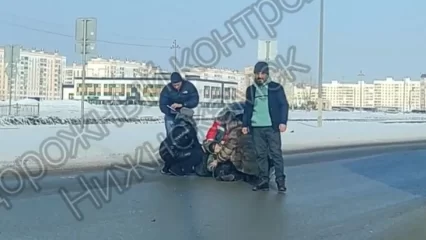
[204,118,259,180]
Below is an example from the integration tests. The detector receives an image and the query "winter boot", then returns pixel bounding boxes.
[252,177,269,191]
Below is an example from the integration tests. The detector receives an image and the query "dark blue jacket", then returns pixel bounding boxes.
[242,81,289,130]
[159,80,199,117]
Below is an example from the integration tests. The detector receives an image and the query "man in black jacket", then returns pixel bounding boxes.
[242,61,289,193]
[159,72,199,134]
[159,108,202,176]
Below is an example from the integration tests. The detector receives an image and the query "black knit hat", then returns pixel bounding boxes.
[254,61,269,74]
[170,72,183,83]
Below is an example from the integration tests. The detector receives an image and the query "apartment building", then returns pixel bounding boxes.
[299,77,425,111]
[0,47,66,101]
[293,84,316,105]
[322,81,375,109]
[64,57,161,85]
[373,77,421,111]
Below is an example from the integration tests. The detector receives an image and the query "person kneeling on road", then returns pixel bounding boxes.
[200,108,259,182]
[159,108,203,176]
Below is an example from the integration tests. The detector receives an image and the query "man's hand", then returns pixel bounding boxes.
[242,127,249,135]
[279,124,287,132]
[170,103,183,109]
[210,160,218,168]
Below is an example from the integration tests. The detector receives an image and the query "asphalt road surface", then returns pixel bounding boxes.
[1,143,426,240]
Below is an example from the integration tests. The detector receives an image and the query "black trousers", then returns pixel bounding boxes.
[251,127,285,180]
[160,140,202,175]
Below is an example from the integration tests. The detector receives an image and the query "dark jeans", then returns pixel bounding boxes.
[252,126,285,180]
[164,115,175,134]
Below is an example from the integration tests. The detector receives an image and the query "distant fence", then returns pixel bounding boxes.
[0,103,40,116]
[412,110,426,114]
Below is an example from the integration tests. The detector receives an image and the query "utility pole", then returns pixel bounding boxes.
[171,39,180,71]
[4,45,20,115]
[258,39,278,83]
[317,0,324,127]
[75,18,97,129]
[358,70,365,112]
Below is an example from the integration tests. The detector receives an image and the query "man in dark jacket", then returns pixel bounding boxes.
[159,109,202,176]
[242,61,289,193]
[159,72,200,134]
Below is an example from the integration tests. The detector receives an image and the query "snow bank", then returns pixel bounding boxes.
[1,114,426,126]
[2,99,426,121]
[1,121,425,171]
[1,103,426,126]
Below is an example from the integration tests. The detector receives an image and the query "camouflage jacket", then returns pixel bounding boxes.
[215,119,242,163]
[203,119,259,175]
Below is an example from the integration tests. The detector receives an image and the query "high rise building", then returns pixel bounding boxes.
[0,47,66,101]
[322,80,374,108]
[373,77,420,111]
[305,77,423,111]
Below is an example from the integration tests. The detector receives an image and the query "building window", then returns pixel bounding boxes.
[211,87,221,99]
[204,86,210,98]
[224,87,231,100]
[142,84,163,98]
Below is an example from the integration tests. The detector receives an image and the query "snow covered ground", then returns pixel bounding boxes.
[0,99,426,127]
[0,120,425,171]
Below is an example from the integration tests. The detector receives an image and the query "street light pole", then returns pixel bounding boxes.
[75,18,97,129]
[4,45,20,115]
[171,40,180,71]
[8,46,15,115]
[81,19,88,128]
[317,0,324,127]
[358,70,365,111]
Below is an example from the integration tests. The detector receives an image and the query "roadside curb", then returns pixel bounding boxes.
[282,139,426,155]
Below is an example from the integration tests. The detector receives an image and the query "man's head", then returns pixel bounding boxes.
[253,61,269,85]
[170,72,183,90]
